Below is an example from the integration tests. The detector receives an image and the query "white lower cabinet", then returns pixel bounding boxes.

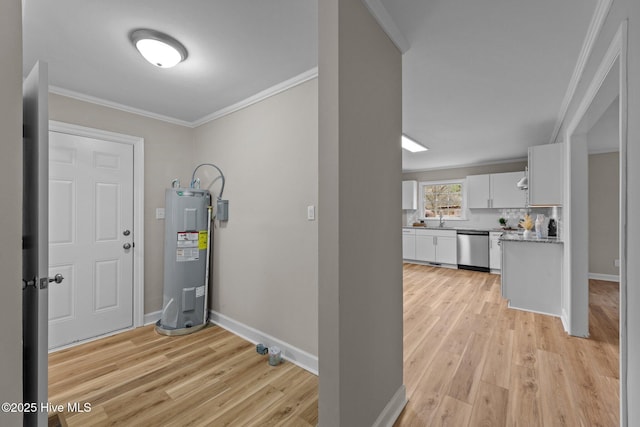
[415,233,437,262]
[489,232,502,271]
[501,240,563,316]
[410,229,457,265]
[402,229,416,260]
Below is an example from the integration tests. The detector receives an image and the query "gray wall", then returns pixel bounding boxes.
[588,152,619,276]
[0,1,24,425]
[557,0,640,422]
[48,94,194,314]
[192,79,319,356]
[318,0,404,425]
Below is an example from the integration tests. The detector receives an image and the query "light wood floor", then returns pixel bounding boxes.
[395,264,619,427]
[48,325,318,426]
[49,265,619,426]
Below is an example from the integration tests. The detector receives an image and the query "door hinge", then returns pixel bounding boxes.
[22,276,37,290]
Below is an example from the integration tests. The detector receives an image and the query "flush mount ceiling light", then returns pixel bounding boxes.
[401,134,429,152]
[130,29,188,68]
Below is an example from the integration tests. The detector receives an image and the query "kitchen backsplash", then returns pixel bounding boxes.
[403,206,562,236]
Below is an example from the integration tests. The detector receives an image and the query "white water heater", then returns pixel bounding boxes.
[156,188,211,335]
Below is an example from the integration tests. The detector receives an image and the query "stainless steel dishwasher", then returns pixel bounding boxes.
[456,230,490,272]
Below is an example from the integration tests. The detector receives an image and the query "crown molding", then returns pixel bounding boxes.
[402,156,528,174]
[50,67,319,129]
[548,0,613,144]
[49,85,193,127]
[191,67,318,127]
[362,0,410,53]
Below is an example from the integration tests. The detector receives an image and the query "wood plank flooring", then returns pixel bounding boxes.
[395,264,619,427]
[48,265,619,426]
[48,325,318,426]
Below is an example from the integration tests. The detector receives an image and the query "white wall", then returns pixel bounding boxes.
[48,94,194,313]
[558,0,640,422]
[192,79,319,358]
[0,1,24,425]
[319,0,404,425]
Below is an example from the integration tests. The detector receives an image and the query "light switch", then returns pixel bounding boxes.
[156,208,165,219]
[307,205,315,221]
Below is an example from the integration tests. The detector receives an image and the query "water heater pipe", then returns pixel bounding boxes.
[191,163,226,199]
[203,205,212,326]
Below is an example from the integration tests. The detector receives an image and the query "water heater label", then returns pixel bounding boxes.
[176,231,200,261]
[198,230,208,250]
[195,286,205,298]
[177,232,199,243]
[176,248,199,262]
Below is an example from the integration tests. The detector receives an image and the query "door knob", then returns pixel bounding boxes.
[123,229,131,236]
[123,243,132,250]
[49,273,64,284]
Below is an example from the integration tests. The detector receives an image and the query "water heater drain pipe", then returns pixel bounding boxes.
[203,205,212,326]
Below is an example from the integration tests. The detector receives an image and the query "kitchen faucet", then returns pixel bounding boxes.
[439,213,445,228]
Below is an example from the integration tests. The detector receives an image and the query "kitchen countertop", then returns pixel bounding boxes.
[402,226,507,232]
[499,234,563,244]
[403,226,563,243]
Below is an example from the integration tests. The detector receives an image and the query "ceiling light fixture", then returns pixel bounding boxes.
[130,29,188,68]
[401,134,428,152]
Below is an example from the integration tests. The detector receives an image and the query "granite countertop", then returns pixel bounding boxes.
[402,225,506,232]
[499,234,563,244]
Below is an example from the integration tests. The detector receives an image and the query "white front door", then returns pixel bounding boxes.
[48,131,134,349]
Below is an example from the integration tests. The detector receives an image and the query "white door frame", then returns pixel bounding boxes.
[49,120,145,329]
[563,20,627,424]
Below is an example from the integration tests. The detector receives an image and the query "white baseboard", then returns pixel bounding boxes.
[507,302,560,319]
[588,272,620,282]
[372,384,408,427]
[208,309,318,375]
[144,310,162,326]
[561,308,570,334]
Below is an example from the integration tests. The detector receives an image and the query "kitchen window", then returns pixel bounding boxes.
[419,180,465,220]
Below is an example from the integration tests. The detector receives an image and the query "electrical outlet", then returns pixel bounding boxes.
[156,208,165,219]
[615,259,620,267]
[307,205,315,221]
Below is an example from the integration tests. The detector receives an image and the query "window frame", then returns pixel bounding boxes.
[418,179,467,221]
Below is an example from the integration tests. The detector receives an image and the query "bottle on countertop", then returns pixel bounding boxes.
[548,218,557,237]
[535,214,545,238]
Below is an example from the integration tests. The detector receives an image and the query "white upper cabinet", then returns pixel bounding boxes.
[466,174,491,208]
[467,172,526,209]
[491,171,526,208]
[402,180,417,210]
[528,143,564,206]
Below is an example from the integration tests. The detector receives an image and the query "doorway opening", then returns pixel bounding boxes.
[564,20,627,424]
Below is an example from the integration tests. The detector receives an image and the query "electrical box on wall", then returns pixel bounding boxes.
[217,199,229,221]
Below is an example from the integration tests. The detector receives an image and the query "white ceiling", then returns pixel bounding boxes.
[377,0,599,171]
[23,0,599,171]
[22,0,318,125]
